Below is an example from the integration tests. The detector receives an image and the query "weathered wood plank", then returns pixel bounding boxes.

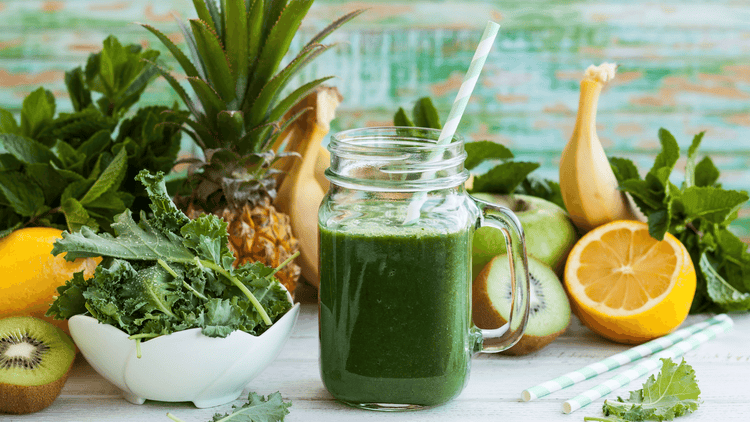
[19,305,750,422]
[0,0,748,236]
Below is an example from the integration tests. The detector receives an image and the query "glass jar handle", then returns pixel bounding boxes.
[471,195,531,353]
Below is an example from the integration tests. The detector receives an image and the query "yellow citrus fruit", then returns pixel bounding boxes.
[0,227,100,335]
[564,220,696,344]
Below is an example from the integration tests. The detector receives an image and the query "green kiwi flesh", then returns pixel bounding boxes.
[0,316,75,414]
[473,254,571,355]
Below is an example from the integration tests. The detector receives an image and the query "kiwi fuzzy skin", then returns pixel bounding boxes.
[472,258,569,356]
[0,358,74,414]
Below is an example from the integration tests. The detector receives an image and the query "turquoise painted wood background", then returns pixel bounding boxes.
[1,0,749,240]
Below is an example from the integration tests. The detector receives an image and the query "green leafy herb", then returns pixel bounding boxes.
[47,171,293,351]
[167,392,291,422]
[0,36,185,237]
[392,97,565,209]
[611,128,750,313]
[585,358,700,422]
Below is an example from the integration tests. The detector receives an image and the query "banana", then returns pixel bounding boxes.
[314,145,330,191]
[559,63,644,233]
[273,86,342,288]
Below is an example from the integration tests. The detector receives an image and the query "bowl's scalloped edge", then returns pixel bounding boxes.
[69,299,300,407]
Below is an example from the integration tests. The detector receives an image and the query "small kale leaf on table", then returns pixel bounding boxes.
[47,171,293,350]
[394,97,564,209]
[167,392,292,422]
[585,358,701,422]
[610,129,750,313]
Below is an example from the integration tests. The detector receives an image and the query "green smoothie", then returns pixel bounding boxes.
[319,222,474,407]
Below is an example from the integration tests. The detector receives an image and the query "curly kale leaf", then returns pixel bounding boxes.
[210,392,292,422]
[51,210,194,263]
[47,171,292,341]
[585,358,701,422]
[167,392,292,422]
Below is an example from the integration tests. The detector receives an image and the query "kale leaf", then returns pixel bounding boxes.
[47,171,293,345]
[167,392,291,422]
[585,358,700,422]
[611,129,750,313]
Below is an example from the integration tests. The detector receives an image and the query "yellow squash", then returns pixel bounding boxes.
[559,63,644,233]
[273,86,342,287]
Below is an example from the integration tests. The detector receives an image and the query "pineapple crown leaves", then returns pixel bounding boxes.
[189,148,300,211]
[141,0,364,156]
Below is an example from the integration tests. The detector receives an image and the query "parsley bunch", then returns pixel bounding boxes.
[47,171,293,351]
[611,129,750,313]
[0,36,186,237]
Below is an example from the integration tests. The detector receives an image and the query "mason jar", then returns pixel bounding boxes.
[318,127,531,410]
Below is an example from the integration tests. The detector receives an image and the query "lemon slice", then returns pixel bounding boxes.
[564,220,696,344]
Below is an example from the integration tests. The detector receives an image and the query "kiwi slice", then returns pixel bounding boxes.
[473,254,571,355]
[0,316,75,414]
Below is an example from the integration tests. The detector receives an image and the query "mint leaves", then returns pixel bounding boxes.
[0,36,185,237]
[393,97,565,209]
[585,358,700,421]
[47,171,292,344]
[611,128,750,313]
[167,392,291,422]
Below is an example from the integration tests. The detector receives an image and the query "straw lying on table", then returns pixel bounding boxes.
[522,313,731,402]
[519,314,733,414]
[562,316,733,413]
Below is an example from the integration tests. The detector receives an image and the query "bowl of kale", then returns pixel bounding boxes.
[48,171,299,408]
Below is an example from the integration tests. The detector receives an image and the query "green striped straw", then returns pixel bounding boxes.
[522,313,730,402]
[562,316,733,414]
[436,21,500,144]
[404,21,500,224]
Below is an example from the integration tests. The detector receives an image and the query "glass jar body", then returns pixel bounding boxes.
[318,127,481,410]
[318,186,480,409]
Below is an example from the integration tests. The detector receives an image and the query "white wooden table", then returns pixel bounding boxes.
[9,302,750,422]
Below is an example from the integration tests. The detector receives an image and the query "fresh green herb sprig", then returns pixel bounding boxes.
[393,97,565,209]
[47,171,293,352]
[0,36,185,237]
[585,358,700,422]
[611,129,750,313]
[167,392,291,422]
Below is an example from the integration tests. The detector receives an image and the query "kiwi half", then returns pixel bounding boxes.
[473,254,571,355]
[0,316,75,414]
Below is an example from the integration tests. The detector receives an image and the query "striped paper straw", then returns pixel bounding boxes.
[562,316,734,414]
[436,21,500,145]
[403,21,500,224]
[522,313,730,401]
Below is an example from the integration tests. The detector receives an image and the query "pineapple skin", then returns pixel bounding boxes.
[186,199,301,296]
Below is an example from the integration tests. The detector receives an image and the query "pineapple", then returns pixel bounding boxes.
[142,0,362,294]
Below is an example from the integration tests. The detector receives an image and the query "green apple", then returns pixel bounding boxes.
[471,193,578,281]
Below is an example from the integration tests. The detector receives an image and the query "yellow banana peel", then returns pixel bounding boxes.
[559,63,644,233]
[273,86,342,288]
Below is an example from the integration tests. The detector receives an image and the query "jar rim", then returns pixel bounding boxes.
[330,126,464,152]
[326,126,469,192]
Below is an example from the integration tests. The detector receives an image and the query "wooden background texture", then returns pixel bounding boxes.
[1,0,749,240]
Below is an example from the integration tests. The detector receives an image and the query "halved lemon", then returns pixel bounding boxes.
[564,220,696,344]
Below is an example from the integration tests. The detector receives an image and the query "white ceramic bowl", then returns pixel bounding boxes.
[68,302,300,408]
